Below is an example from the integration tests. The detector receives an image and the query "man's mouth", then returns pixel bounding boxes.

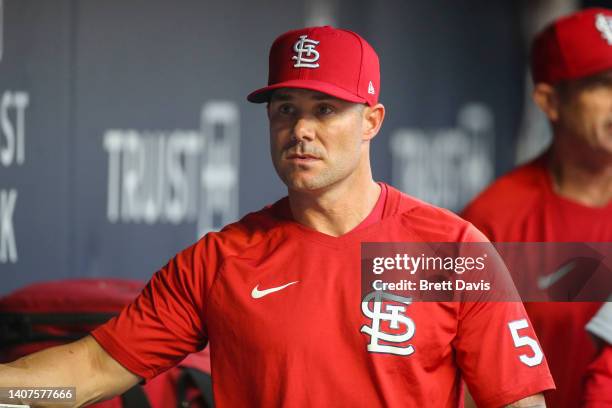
[286,153,320,160]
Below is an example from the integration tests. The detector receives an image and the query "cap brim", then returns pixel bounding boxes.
[247,79,367,104]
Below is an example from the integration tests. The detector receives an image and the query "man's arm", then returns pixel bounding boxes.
[505,393,546,407]
[0,335,139,407]
[465,387,546,407]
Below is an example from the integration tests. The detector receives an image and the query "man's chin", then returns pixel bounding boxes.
[282,175,330,192]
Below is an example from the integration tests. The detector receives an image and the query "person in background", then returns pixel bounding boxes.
[583,301,612,407]
[462,8,612,408]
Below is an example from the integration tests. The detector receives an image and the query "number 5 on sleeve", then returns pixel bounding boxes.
[508,319,544,367]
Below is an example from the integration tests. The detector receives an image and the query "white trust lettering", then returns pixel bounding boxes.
[103,102,240,237]
[390,104,494,211]
[104,130,203,225]
[0,90,29,265]
[0,189,17,263]
[1,91,29,167]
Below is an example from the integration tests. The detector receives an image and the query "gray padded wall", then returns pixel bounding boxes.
[0,0,525,295]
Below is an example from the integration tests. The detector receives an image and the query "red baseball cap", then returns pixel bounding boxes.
[531,8,612,84]
[247,26,380,106]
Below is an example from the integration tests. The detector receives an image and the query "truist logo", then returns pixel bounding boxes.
[360,291,416,356]
[596,13,612,45]
[292,35,320,68]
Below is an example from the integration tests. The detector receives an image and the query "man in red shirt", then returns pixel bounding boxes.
[0,26,553,407]
[583,302,612,407]
[462,8,612,408]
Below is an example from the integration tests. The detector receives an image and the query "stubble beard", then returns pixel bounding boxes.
[279,166,336,192]
[278,155,362,193]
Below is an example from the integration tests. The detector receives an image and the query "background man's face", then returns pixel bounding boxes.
[555,71,612,157]
[267,88,366,192]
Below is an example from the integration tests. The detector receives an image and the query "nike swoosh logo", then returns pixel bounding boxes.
[538,261,576,290]
[251,281,299,299]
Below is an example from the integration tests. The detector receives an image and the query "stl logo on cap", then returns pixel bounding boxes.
[292,35,320,68]
[596,13,612,45]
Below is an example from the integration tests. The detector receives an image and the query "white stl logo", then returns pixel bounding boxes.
[596,13,612,45]
[360,291,416,356]
[292,35,320,68]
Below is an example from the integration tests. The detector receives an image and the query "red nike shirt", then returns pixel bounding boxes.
[462,154,612,408]
[93,184,553,407]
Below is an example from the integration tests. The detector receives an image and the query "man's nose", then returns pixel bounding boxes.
[292,116,316,142]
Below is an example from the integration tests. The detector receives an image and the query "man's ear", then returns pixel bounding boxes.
[362,103,385,141]
[532,83,561,122]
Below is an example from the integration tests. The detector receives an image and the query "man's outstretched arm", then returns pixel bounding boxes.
[0,335,140,407]
[505,393,546,407]
[466,388,546,408]
[465,386,546,408]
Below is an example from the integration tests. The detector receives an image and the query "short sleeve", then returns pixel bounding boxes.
[454,224,555,407]
[91,238,212,380]
[454,300,555,407]
[587,301,612,345]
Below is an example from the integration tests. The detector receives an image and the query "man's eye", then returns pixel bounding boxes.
[317,105,334,115]
[278,104,295,115]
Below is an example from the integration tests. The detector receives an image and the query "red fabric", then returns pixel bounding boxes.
[350,182,387,232]
[462,153,612,408]
[0,279,146,364]
[93,184,553,407]
[0,279,145,313]
[583,344,612,407]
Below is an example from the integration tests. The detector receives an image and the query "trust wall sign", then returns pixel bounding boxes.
[103,101,240,238]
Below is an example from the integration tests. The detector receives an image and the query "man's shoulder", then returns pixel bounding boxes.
[385,184,482,242]
[389,184,463,223]
[201,197,290,254]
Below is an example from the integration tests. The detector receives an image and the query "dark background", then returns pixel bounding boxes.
[1,0,609,294]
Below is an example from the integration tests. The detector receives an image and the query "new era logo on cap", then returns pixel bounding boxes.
[368,81,376,95]
[247,26,380,106]
[531,7,612,84]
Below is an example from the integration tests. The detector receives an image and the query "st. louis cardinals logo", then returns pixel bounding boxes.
[292,35,320,68]
[596,13,612,45]
[360,291,416,356]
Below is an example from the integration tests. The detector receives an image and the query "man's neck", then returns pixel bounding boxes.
[548,141,612,207]
[288,178,382,237]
